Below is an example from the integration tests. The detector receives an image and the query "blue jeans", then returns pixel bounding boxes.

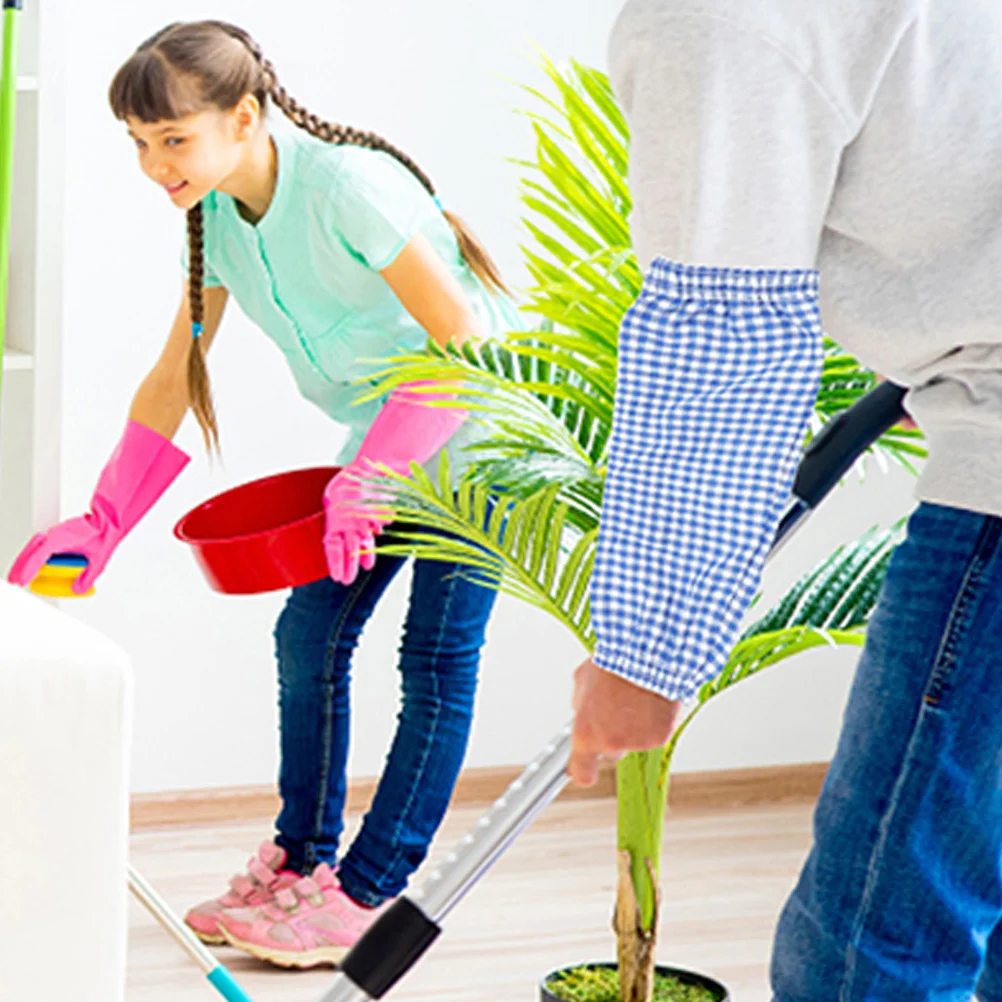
[271,532,498,906]
[772,502,1002,1001]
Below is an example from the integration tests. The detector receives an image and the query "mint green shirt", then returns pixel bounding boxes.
[183,124,521,475]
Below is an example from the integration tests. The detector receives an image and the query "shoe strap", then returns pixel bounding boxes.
[272,874,326,913]
[273,886,301,912]
[228,853,282,901]
[306,863,337,892]
[257,840,284,869]
[294,875,326,906]
[247,856,280,887]
[229,873,256,899]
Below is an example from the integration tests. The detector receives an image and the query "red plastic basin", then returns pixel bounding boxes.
[174,466,340,595]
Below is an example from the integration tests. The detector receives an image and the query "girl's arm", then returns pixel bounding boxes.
[379,234,484,351]
[128,283,228,438]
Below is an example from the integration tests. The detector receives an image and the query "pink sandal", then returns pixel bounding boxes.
[184,841,301,945]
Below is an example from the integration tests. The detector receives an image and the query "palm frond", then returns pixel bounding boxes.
[658,523,904,778]
[368,454,599,648]
[751,524,902,639]
[354,345,596,469]
[659,623,865,782]
[356,336,614,481]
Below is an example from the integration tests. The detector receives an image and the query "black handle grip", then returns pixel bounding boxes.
[339,897,441,999]
[792,381,908,509]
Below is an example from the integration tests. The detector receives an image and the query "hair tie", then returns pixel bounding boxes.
[433,196,444,212]
[191,322,204,340]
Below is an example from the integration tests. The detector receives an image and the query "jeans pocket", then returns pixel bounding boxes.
[924,514,1002,708]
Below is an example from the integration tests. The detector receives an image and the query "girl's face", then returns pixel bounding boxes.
[127,107,246,210]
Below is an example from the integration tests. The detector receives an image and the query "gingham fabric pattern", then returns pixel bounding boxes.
[592,258,824,702]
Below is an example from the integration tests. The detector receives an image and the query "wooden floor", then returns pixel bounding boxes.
[127,797,816,1002]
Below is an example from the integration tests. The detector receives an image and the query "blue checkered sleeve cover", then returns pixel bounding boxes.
[591,259,824,702]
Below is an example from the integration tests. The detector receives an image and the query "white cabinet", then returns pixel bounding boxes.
[0,580,132,1002]
[0,0,66,572]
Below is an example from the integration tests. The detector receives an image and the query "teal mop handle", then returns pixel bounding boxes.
[0,0,22,414]
[127,865,255,1002]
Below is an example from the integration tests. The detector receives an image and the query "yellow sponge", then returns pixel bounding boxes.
[28,562,95,599]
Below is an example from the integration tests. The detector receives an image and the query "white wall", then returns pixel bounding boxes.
[57,0,921,794]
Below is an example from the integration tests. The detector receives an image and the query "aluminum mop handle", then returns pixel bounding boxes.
[128,864,255,1002]
[316,381,909,1002]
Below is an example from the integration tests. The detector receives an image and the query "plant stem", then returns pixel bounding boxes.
[616,749,667,927]
[615,749,671,1002]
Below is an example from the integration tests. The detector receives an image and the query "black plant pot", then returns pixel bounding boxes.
[540,962,730,1002]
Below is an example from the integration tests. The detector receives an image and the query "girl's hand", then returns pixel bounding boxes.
[7,420,190,595]
[8,517,114,596]
[321,464,390,586]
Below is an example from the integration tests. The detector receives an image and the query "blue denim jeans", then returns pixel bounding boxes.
[772,502,1002,1001]
[271,531,498,906]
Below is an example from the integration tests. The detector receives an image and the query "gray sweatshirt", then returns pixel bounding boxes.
[608,0,1002,517]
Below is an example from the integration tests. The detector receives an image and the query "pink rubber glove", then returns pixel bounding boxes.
[7,420,191,595]
[323,383,467,586]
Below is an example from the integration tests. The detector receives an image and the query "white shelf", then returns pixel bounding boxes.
[0,0,65,574]
[2,348,33,371]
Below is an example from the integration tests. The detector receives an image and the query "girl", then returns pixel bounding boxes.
[7,20,519,969]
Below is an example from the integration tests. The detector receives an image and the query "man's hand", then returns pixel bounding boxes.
[874,374,917,430]
[569,657,684,786]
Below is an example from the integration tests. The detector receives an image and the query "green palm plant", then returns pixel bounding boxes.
[354,54,924,1002]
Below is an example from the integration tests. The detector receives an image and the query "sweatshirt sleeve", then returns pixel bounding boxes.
[608,5,853,271]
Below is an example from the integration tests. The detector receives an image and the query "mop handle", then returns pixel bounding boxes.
[414,725,572,922]
[792,381,909,509]
[317,380,909,1002]
[320,728,573,1002]
[0,0,23,411]
[770,380,909,557]
[127,865,255,1002]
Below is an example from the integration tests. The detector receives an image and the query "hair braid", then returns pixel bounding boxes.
[258,58,438,196]
[186,204,204,326]
[235,30,508,294]
[185,203,219,452]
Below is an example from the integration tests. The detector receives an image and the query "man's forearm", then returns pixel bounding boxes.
[590,260,824,702]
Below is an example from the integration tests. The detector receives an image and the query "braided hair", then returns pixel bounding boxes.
[109,20,507,452]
